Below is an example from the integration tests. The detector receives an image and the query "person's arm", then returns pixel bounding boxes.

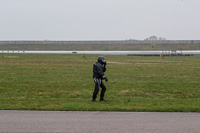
[97,64,108,82]
[102,61,106,72]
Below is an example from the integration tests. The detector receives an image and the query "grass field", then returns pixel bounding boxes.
[0,54,200,112]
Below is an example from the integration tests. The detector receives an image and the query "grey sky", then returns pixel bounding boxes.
[0,0,200,40]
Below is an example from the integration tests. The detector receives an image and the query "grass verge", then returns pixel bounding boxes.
[0,54,200,112]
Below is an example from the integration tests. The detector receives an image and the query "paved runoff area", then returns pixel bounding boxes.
[0,110,200,133]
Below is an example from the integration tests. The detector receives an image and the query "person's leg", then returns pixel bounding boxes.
[100,81,106,101]
[92,78,101,101]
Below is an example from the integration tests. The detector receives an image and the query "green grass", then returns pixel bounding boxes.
[0,54,200,112]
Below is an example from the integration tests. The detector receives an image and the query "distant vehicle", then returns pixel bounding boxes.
[72,51,77,54]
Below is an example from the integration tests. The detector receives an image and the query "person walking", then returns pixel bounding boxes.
[92,56,108,102]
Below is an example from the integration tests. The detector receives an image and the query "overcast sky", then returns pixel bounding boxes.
[0,0,200,40]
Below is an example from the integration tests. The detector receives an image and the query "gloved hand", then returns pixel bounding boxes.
[105,77,108,82]
[103,75,108,82]
[104,61,107,66]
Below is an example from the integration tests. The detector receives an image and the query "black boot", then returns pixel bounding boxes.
[100,98,107,101]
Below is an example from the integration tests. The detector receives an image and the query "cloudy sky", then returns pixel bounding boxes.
[0,0,200,40]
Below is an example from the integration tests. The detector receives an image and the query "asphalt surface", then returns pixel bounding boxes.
[0,110,200,133]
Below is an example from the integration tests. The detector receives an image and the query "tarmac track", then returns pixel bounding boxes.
[0,110,200,133]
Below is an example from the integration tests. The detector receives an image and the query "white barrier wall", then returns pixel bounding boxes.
[1,50,200,55]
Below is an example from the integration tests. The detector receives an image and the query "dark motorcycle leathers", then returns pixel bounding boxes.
[92,62,107,100]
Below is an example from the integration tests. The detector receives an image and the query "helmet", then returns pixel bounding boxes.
[97,56,106,65]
